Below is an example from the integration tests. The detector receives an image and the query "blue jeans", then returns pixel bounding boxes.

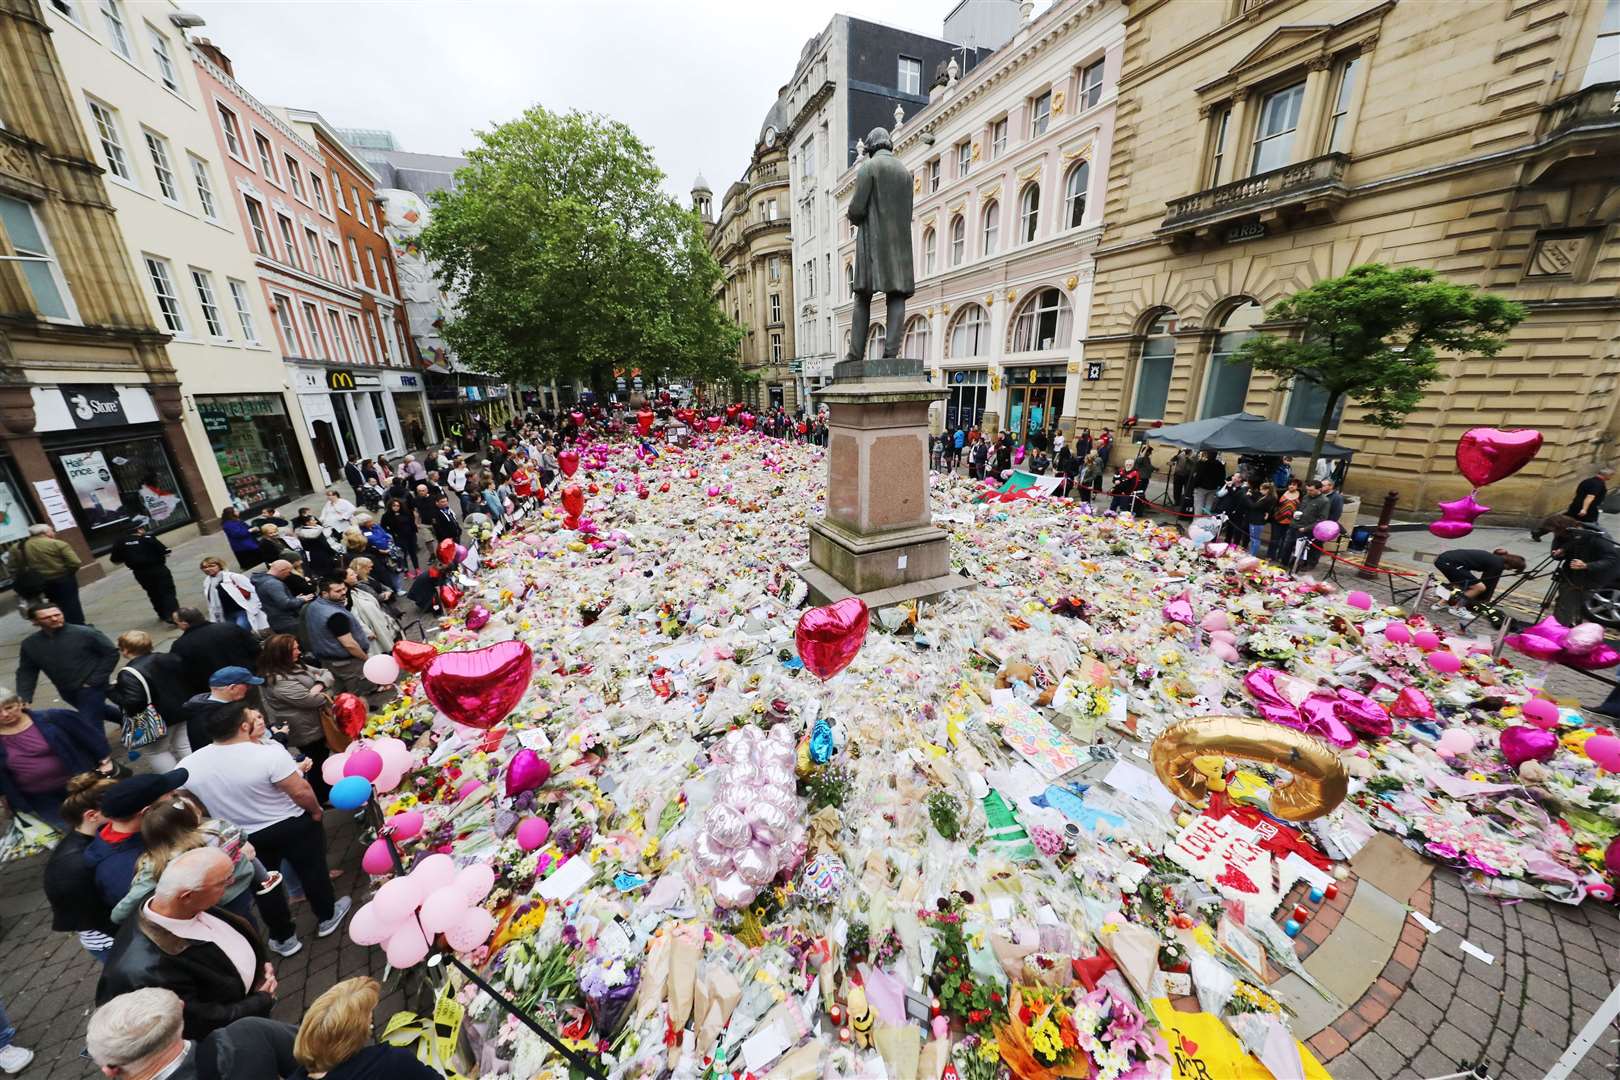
[0,994,13,1049]
[230,610,253,632]
[1248,523,1264,555]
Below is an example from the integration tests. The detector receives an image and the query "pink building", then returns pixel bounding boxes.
[192,40,405,486]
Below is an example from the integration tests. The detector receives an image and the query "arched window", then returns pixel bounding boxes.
[949,214,966,265]
[843,328,853,356]
[902,315,931,360]
[866,323,886,360]
[947,304,989,358]
[1201,300,1261,418]
[845,261,854,299]
[1019,184,1040,243]
[1132,308,1177,421]
[1009,288,1072,353]
[1065,161,1090,229]
[922,227,936,276]
[981,200,999,256]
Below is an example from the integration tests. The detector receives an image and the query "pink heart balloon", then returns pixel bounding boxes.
[1391,687,1436,721]
[1456,428,1543,488]
[422,641,534,730]
[1428,519,1474,540]
[1163,596,1195,626]
[465,604,492,631]
[1506,632,1564,661]
[795,597,870,681]
[1566,644,1620,670]
[1500,724,1558,768]
[505,748,550,797]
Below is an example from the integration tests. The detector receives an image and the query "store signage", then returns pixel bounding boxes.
[1224,221,1266,243]
[353,374,383,388]
[30,479,77,532]
[328,370,358,390]
[1086,362,1104,381]
[397,374,420,388]
[61,385,127,429]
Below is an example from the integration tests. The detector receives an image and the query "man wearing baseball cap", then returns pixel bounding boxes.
[182,667,264,752]
[86,768,189,909]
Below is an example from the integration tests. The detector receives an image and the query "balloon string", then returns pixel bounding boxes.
[370,797,609,1079]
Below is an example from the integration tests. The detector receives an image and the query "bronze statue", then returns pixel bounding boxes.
[846,127,914,370]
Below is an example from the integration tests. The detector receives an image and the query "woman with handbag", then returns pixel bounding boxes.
[108,631,192,771]
[256,634,337,802]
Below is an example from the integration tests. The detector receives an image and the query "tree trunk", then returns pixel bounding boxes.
[1305,392,1342,487]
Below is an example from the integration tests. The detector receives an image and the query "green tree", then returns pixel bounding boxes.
[1232,264,1526,480]
[420,106,742,395]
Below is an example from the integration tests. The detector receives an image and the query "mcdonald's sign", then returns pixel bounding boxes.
[327,370,357,391]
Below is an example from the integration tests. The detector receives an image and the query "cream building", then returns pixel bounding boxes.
[1082,0,1620,517]
[44,0,321,515]
[832,0,1127,445]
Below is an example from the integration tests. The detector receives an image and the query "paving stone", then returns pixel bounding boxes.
[1269,972,1343,1039]
[1430,1021,1486,1063]
[1303,918,1395,1005]
[1373,1010,1428,1056]
[1350,1030,1405,1075]
[1341,881,1409,945]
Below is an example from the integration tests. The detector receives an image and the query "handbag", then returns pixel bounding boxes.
[120,666,169,750]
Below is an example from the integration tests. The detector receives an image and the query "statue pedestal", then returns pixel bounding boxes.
[797,374,974,608]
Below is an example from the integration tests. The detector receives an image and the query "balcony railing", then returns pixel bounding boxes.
[1160,152,1350,237]
[1540,82,1620,140]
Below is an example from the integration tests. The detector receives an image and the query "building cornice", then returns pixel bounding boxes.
[189,45,322,160]
[285,108,383,186]
[785,80,836,140]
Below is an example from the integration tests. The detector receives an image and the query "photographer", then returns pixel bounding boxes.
[1433,548,1526,614]
[1552,526,1620,625]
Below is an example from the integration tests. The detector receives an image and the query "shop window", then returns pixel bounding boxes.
[369,391,394,452]
[1010,288,1072,353]
[198,394,310,510]
[0,194,78,321]
[1132,308,1178,421]
[51,436,191,546]
[1201,300,1261,418]
[0,457,41,592]
[943,368,990,430]
[948,304,989,358]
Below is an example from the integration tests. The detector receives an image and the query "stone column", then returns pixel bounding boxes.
[150,381,221,534]
[1292,59,1336,163]
[0,384,104,580]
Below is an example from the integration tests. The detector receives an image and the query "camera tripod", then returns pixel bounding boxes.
[1445,553,1560,634]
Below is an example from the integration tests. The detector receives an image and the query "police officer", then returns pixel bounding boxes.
[108,517,178,624]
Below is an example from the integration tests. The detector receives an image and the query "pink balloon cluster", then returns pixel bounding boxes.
[348,853,497,967]
[1243,667,1392,747]
[691,725,805,908]
[1427,492,1491,540]
[321,737,413,796]
[1505,617,1620,669]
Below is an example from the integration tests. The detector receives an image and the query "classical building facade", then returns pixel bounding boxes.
[832,0,1127,444]
[192,40,407,488]
[46,0,322,520]
[1082,0,1620,516]
[700,103,798,413]
[0,0,219,582]
[782,15,1004,403]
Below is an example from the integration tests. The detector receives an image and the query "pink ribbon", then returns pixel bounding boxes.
[1243,667,1390,747]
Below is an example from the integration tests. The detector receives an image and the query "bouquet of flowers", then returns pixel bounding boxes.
[996,986,1087,1078]
[1071,984,1167,1080]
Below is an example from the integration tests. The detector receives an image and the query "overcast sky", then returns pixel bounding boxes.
[181,0,963,201]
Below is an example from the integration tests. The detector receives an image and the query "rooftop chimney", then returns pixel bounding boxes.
[193,37,233,78]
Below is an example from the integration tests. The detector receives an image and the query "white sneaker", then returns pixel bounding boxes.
[268,934,303,957]
[0,1045,34,1074]
[317,895,353,937]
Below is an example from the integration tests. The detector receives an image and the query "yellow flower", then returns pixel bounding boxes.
[977,1038,999,1061]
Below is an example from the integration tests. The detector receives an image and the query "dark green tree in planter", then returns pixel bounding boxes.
[420,106,743,396]
[1231,264,1526,481]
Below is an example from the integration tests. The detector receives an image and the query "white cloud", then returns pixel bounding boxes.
[177,0,953,200]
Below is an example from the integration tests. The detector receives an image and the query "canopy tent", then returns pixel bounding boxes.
[1142,412,1354,459]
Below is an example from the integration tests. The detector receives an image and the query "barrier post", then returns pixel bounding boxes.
[1359,491,1398,580]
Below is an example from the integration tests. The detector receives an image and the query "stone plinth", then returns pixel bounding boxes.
[799,375,973,606]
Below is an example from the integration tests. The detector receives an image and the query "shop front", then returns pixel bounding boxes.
[1003,365,1067,448]
[386,370,433,451]
[0,454,39,591]
[30,384,193,554]
[941,368,991,432]
[196,394,312,513]
[293,367,406,485]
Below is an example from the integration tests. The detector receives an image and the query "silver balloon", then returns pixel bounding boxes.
[712,872,758,908]
[706,804,752,850]
[734,841,778,887]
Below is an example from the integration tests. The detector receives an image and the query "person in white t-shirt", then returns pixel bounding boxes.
[178,702,351,944]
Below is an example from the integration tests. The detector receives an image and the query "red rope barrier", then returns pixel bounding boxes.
[1133,496,1201,519]
[1305,541,1424,578]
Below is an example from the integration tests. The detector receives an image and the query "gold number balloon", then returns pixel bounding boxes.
[1150,715,1349,821]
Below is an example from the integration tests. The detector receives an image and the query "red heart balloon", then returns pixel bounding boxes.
[332,692,368,738]
[558,448,580,478]
[637,486,650,500]
[392,639,438,673]
[587,483,599,495]
[568,411,585,428]
[437,538,458,565]
[1391,687,1435,721]
[726,404,740,419]
[795,597,870,681]
[707,416,722,433]
[423,641,534,730]
[637,410,655,436]
[563,513,580,530]
[439,584,463,610]
[561,484,585,518]
[1456,428,1543,488]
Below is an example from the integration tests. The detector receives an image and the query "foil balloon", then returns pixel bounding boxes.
[1163,595,1195,626]
[1438,492,1492,523]
[1242,667,1358,748]
[561,484,585,518]
[1428,519,1473,540]
[567,411,585,428]
[707,416,723,433]
[636,409,655,436]
[438,584,463,611]
[505,748,551,797]
[465,603,491,631]
[558,448,580,477]
[332,692,368,738]
[1311,520,1341,543]
[1150,715,1349,821]
[1456,427,1543,488]
[1566,623,1605,655]
[797,852,848,905]
[1607,836,1620,877]
[1391,687,1437,721]
[392,639,438,673]
[1500,725,1558,768]
[421,640,534,730]
[563,514,581,531]
[795,597,870,681]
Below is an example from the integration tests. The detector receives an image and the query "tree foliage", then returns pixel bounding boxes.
[1232,264,1526,478]
[420,106,743,393]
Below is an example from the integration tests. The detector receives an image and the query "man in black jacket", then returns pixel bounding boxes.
[249,561,306,635]
[109,519,178,624]
[88,987,297,1080]
[96,848,278,1039]
[1192,451,1227,516]
[342,456,366,503]
[169,608,259,697]
[15,603,121,724]
[429,494,461,544]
